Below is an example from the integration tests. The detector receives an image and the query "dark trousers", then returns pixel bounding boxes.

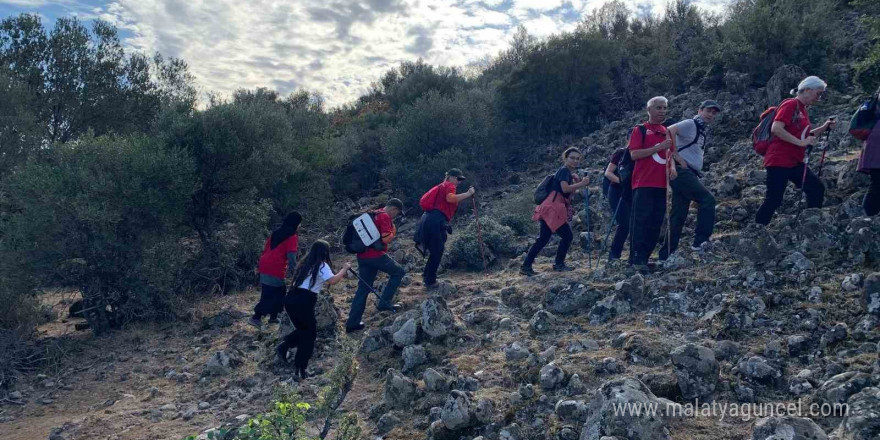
[630,187,667,266]
[755,164,824,225]
[523,221,573,267]
[422,210,448,286]
[659,167,716,259]
[279,288,317,371]
[865,169,880,216]
[607,184,632,260]
[253,283,285,320]
[346,255,405,328]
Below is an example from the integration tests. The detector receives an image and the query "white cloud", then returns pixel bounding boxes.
[91,0,731,107]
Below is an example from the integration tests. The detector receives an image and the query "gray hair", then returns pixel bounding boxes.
[647,96,668,108]
[791,76,827,95]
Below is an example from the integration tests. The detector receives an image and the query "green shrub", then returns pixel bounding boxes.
[446,217,517,271]
[493,190,537,237]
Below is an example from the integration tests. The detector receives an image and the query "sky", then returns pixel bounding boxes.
[0,0,731,108]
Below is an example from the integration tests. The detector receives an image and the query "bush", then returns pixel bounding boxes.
[446,217,517,271]
[493,190,538,237]
[0,135,195,334]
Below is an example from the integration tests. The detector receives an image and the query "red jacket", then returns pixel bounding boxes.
[533,191,570,233]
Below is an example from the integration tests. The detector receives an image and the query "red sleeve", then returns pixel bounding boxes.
[377,213,393,234]
[288,234,298,253]
[628,127,643,151]
[773,99,796,126]
[443,182,458,204]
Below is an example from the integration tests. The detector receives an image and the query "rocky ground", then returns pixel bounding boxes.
[2,65,880,440]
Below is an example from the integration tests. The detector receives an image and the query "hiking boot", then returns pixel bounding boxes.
[345,322,365,334]
[267,317,280,324]
[553,264,574,272]
[378,303,401,313]
[520,265,537,277]
[247,317,262,329]
[298,367,311,380]
[425,282,439,291]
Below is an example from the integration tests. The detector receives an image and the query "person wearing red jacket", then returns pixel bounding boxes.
[249,212,301,328]
[345,198,405,333]
[417,168,475,289]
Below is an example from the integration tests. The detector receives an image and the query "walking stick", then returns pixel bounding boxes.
[603,194,624,267]
[583,187,592,269]
[665,135,675,261]
[347,267,382,302]
[471,196,488,272]
[817,117,835,177]
[801,144,813,188]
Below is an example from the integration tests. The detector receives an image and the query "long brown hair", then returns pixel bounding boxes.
[292,240,333,290]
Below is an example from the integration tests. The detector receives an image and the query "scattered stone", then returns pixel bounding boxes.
[529,310,554,334]
[750,416,828,440]
[540,363,565,390]
[781,251,813,272]
[864,273,880,316]
[736,224,780,265]
[402,345,427,372]
[376,413,401,435]
[820,323,849,349]
[580,378,677,440]
[393,318,418,348]
[384,369,417,409]
[198,401,210,410]
[440,390,474,431]
[421,296,455,339]
[787,335,810,357]
[424,368,450,393]
[204,350,241,376]
[568,373,586,394]
[499,423,522,440]
[504,342,530,362]
[843,274,863,292]
[599,357,625,374]
[829,387,880,440]
[670,344,718,400]
[808,286,823,303]
[819,372,873,404]
[474,398,494,424]
[544,283,601,315]
[737,356,782,386]
[160,403,177,411]
[556,400,587,423]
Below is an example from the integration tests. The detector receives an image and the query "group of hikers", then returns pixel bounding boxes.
[247,75,880,380]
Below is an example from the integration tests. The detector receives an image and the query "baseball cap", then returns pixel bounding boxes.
[700,100,722,111]
[446,168,466,181]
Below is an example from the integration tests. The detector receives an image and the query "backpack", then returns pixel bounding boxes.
[615,127,643,186]
[533,174,556,205]
[419,184,445,212]
[849,91,880,141]
[677,118,705,154]
[342,212,384,254]
[752,99,794,156]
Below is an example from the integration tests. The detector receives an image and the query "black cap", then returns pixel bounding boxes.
[386,198,404,211]
[700,100,722,111]
[446,168,466,181]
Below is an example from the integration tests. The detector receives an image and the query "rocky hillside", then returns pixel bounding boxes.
[2,65,879,440]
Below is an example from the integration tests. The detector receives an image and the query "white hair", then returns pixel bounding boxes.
[791,76,827,95]
[647,96,668,108]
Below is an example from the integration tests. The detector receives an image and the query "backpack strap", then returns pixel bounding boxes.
[677,118,705,154]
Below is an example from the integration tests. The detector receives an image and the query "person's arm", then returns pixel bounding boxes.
[810,118,837,136]
[630,137,672,160]
[327,263,352,286]
[287,252,297,275]
[560,178,589,194]
[604,163,620,184]
[447,186,475,203]
[771,121,814,147]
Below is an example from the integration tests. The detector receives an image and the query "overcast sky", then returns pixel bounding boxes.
[1,0,731,107]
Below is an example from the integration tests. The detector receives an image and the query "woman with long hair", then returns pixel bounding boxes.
[277,240,350,380]
[250,212,302,328]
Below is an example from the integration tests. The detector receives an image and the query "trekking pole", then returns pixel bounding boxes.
[347,267,382,302]
[801,144,813,188]
[603,195,624,267]
[471,196,488,272]
[817,117,836,177]
[583,187,592,269]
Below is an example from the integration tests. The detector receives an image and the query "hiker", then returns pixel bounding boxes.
[417,168,475,289]
[277,240,350,380]
[603,141,633,261]
[345,198,406,333]
[250,211,301,328]
[858,90,880,216]
[755,76,836,225]
[658,100,721,259]
[629,96,677,272]
[521,147,590,276]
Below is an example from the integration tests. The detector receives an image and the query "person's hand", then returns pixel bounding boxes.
[344,262,352,270]
[656,139,672,151]
[826,118,837,130]
[468,187,476,196]
[800,135,817,147]
[669,166,678,181]
[580,177,590,187]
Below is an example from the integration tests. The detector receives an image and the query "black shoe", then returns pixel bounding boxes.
[553,264,574,272]
[520,265,537,276]
[275,345,288,365]
[298,367,310,380]
[247,317,262,329]
[425,282,439,290]
[345,323,365,334]
[377,303,401,313]
[267,317,280,324]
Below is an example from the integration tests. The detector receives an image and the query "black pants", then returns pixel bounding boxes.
[630,187,667,266]
[253,283,285,320]
[755,164,824,225]
[659,167,716,259]
[523,221,573,267]
[607,183,632,261]
[279,288,317,371]
[865,169,880,216]
[422,210,448,286]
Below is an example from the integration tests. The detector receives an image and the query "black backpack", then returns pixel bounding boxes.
[616,143,635,188]
[341,212,384,254]
[533,174,557,205]
[677,118,705,154]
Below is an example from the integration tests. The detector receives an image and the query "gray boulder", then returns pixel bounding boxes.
[540,362,566,390]
[504,342,530,362]
[737,356,783,386]
[819,372,873,404]
[766,65,806,107]
[736,224,780,265]
[579,378,677,440]
[556,400,588,423]
[376,413,400,435]
[384,369,417,409]
[670,344,718,400]
[402,345,427,372]
[544,283,602,315]
[440,390,474,431]
[421,296,455,339]
[751,416,827,440]
[864,273,880,316]
[204,350,241,376]
[474,398,495,424]
[393,318,418,348]
[424,368,450,392]
[530,310,555,334]
[830,387,880,440]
